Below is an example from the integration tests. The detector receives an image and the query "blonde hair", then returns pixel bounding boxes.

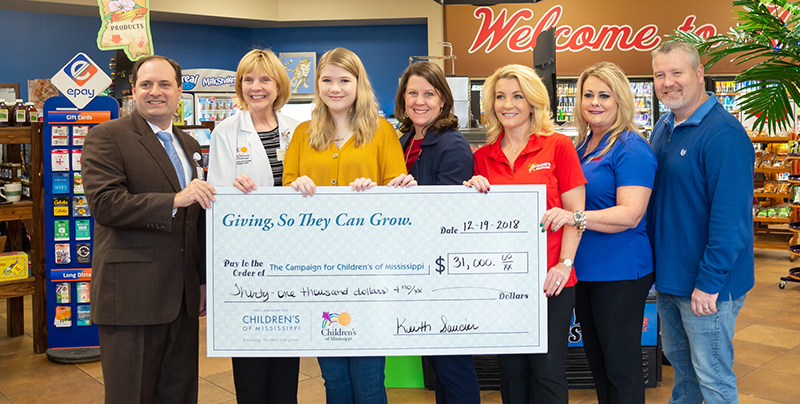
[307,48,380,151]
[234,49,291,111]
[573,62,644,158]
[482,64,555,144]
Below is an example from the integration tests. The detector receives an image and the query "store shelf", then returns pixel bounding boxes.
[751,136,793,143]
[753,132,799,259]
[0,124,45,352]
[0,127,33,144]
[0,276,34,299]
[755,192,791,198]
[756,167,793,174]
[754,217,793,223]
[0,201,33,221]
[754,231,794,250]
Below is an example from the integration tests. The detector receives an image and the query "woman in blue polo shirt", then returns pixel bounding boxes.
[571,62,656,404]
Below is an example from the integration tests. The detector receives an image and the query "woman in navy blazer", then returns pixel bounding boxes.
[391,61,477,403]
[395,62,473,186]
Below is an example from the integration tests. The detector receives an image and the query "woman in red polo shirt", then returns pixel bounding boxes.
[464,64,586,404]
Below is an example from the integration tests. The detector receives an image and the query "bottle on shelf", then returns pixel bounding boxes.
[0,100,8,127]
[10,99,25,127]
[25,102,38,124]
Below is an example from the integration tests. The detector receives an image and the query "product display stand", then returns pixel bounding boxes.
[752,135,798,260]
[0,123,46,353]
[42,96,118,363]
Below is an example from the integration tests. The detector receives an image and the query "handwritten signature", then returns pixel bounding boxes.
[395,316,479,334]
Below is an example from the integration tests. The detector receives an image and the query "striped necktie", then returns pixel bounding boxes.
[156,130,186,189]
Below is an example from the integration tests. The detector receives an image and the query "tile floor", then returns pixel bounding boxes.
[1,249,800,403]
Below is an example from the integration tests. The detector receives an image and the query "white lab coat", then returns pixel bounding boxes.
[207,109,300,187]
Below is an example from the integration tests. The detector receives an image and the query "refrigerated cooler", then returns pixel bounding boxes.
[630,81,655,132]
[555,80,577,124]
[193,93,239,124]
[181,68,240,125]
[708,77,761,130]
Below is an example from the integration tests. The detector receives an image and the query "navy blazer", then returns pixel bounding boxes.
[399,128,474,186]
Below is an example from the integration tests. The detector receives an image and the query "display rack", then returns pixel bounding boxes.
[752,135,798,259]
[0,123,46,353]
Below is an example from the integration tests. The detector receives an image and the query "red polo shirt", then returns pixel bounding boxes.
[473,131,586,287]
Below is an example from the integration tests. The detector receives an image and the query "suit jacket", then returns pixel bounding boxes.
[399,128,474,186]
[83,109,205,326]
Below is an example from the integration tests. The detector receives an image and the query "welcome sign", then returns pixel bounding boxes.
[444,0,762,76]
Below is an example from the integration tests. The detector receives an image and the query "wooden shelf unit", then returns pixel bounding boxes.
[0,124,46,353]
[752,135,798,259]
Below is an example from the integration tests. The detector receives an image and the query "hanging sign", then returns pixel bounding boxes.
[444,0,748,76]
[96,0,154,60]
[50,53,112,109]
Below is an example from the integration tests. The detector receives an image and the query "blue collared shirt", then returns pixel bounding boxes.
[575,130,656,281]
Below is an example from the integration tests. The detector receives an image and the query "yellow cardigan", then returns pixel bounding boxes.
[283,119,407,186]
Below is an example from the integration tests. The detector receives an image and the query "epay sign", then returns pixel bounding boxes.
[51,53,112,109]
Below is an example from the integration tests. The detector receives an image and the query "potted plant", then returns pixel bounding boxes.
[671,0,800,135]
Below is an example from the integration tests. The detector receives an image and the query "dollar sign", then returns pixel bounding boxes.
[435,256,445,274]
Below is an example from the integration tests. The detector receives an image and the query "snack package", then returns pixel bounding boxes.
[794,185,800,204]
[779,182,791,194]
[764,182,776,193]
[778,204,792,218]
[760,153,775,168]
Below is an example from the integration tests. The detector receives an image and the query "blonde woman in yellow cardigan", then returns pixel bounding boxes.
[282,47,415,404]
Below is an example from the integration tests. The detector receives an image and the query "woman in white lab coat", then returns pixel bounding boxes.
[208,48,300,191]
[206,48,301,404]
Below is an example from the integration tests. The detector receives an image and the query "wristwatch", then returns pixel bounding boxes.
[573,210,586,238]
[559,258,573,269]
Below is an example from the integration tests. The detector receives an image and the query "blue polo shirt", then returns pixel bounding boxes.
[647,94,754,300]
[574,130,656,281]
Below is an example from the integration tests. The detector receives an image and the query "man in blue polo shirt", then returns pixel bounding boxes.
[648,41,755,404]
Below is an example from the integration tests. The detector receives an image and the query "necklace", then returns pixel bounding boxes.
[506,142,525,154]
[405,136,422,167]
[504,134,530,155]
[333,129,353,143]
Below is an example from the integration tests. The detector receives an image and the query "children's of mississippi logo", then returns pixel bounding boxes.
[321,311,356,340]
[322,311,351,328]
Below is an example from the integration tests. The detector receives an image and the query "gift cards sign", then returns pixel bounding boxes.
[51,53,112,109]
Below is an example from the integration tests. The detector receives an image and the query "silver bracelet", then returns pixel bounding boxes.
[573,210,586,238]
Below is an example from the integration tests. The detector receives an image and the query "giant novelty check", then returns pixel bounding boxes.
[206,185,547,357]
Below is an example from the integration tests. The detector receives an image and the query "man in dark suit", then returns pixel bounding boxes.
[83,55,216,404]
